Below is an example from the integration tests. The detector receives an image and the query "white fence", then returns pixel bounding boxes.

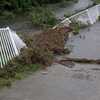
[53,4,100,28]
[0,27,25,68]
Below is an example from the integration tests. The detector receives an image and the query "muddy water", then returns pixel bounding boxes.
[55,0,93,18]
[66,22,100,59]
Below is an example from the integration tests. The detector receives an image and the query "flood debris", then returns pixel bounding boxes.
[55,60,75,68]
[26,26,72,54]
[41,71,48,75]
[57,57,100,64]
[18,26,73,67]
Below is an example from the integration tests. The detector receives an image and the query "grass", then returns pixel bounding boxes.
[0,64,41,88]
[98,16,100,21]
[64,12,73,18]
[93,0,100,4]
[70,22,80,35]
[0,78,12,88]
[31,7,57,28]
[70,21,90,35]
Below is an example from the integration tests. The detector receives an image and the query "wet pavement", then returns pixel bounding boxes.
[0,63,100,100]
[55,0,93,18]
[0,1,100,100]
[66,22,100,59]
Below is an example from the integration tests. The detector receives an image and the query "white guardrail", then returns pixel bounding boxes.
[53,4,100,28]
[0,27,26,68]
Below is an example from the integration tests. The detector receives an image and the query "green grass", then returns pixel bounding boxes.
[0,78,12,88]
[31,7,57,28]
[98,16,100,21]
[94,0,100,4]
[0,64,41,88]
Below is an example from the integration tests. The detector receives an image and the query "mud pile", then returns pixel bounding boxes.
[22,26,72,66]
[33,26,72,54]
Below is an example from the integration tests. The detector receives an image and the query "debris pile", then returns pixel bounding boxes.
[33,26,72,54]
[57,57,100,65]
[22,26,72,66]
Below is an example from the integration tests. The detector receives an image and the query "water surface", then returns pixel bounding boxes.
[55,0,93,18]
[66,22,100,59]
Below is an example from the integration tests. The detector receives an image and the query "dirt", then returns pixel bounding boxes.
[29,26,72,54]
[56,60,75,68]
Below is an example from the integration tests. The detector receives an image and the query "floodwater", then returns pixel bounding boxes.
[55,0,93,18]
[0,0,93,34]
[66,21,100,59]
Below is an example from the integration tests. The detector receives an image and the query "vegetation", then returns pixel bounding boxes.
[0,0,78,27]
[64,12,73,18]
[0,35,54,88]
[98,16,100,21]
[70,22,80,35]
[24,26,71,56]
[70,21,89,35]
[0,26,72,88]
[31,7,57,27]
[0,0,77,13]
[93,0,100,4]
[0,0,77,88]
[0,63,41,88]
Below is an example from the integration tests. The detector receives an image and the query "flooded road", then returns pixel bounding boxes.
[66,22,100,59]
[55,0,93,18]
